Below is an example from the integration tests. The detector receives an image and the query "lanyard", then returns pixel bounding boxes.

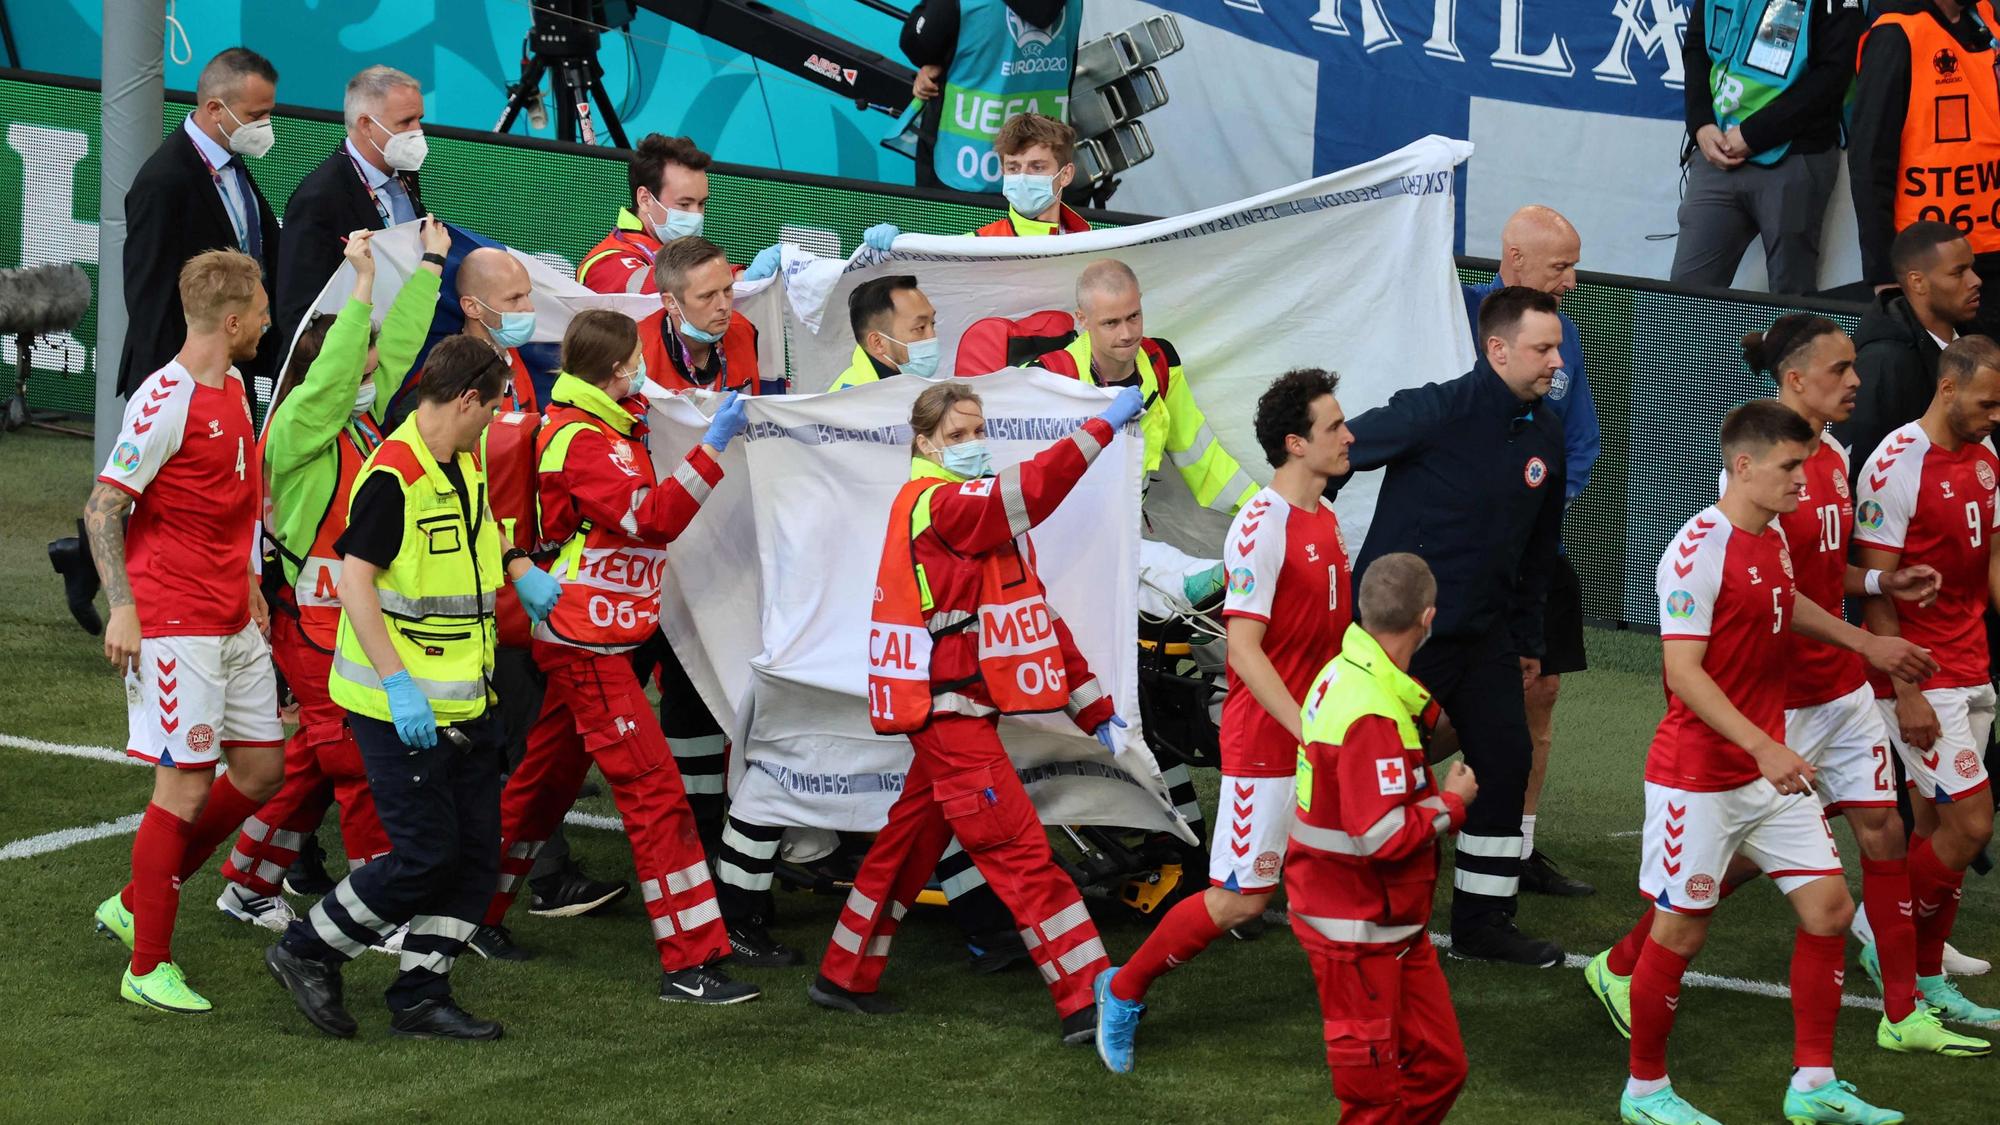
[614,230,658,264]
[661,316,734,392]
[344,149,394,226]
[192,141,250,247]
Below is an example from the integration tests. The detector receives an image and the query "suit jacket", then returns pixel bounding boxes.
[117,126,282,397]
[274,145,425,355]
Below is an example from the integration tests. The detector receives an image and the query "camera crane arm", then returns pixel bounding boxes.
[633,0,917,114]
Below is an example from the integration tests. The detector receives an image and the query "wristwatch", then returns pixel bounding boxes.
[502,547,532,569]
[421,251,447,267]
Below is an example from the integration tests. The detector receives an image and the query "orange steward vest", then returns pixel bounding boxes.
[1864,2,2000,253]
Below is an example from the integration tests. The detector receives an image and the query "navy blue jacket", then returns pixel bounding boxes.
[1329,359,1567,655]
[1461,279,1599,505]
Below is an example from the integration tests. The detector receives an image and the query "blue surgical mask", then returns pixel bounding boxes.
[474,297,535,349]
[627,359,649,398]
[937,439,993,479]
[658,207,704,240]
[1003,173,1057,218]
[670,297,724,345]
[885,334,940,379]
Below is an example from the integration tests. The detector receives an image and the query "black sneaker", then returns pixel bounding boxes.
[727,921,802,968]
[389,998,503,1040]
[1520,850,1596,897]
[47,525,102,635]
[660,963,761,1005]
[965,928,1030,975]
[468,924,534,962]
[527,860,630,918]
[807,973,903,1015]
[1059,1004,1098,1046]
[1449,915,1564,968]
[1227,915,1267,942]
[281,836,337,897]
[263,943,356,1038]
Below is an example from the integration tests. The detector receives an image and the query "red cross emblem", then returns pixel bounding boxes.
[1377,757,1407,795]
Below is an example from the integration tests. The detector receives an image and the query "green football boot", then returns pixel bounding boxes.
[1620,1084,1722,1125]
[94,893,134,951]
[1917,975,2000,1024]
[1587,949,1633,1039]
[1877,1005,1991,1056]
[120,962,211,1014]
[1857,943,1883,992]
[1782,1079,1902,1124]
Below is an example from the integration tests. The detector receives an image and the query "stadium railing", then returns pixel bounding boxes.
[1,69,1869,630]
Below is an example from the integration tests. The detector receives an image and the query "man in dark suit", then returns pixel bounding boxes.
[117,47,282,398]
[274,65,428,350]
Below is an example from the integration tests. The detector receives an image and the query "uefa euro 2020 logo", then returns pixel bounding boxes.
[1856,499,1885,531]
[1666,590,1695,619]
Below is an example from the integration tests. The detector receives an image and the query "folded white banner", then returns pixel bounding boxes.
[648,369,1188,838]
[772,135,1476,554]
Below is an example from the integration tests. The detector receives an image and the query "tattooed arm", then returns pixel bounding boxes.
[85,482,140,674]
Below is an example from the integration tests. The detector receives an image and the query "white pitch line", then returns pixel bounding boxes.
[0,813,145,860]
[0,730,1979,1023]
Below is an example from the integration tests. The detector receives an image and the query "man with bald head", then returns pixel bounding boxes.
[1462,206,1600,900]
[454,247,539,413]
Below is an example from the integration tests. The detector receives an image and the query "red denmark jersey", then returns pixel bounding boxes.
[1220,487,1351,777]
[96,362,258,637]
[1649,505,1796,791]
[1776,441,1867,709]
[1853,423,1999,691]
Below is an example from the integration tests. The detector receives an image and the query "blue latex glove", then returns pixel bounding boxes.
[1099,386,1145,431]
[381,669,437,749]
[1094,714,1127,755]
[863,223,901,252]
[741,243,783,281]
[703,391,749,452]
[513,565,562,625]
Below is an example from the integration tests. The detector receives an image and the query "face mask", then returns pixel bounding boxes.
[627,360,649,398]
[646,198,704,241]
[935,438,993,479]
[221,104,274,159]
[369,116,428,172]
[883,334,941,379]
[670,298,724,345]
[473,297,535,349]
[352,377,378,419]
[1003,173,1057,218]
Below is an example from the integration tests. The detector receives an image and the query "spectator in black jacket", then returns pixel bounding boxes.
[274,65,428,351]
[118,47,282,398]
[1849,0,2000,335]
[1836,221,1983,476]
[1670,0,1860,295]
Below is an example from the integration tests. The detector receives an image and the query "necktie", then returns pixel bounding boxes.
[224,155,262,263]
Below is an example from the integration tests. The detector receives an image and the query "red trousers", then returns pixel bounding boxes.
[486,647,726,971]
[1296,930,1467,1125]
[820,713,1107,1017]
[220,613,387,894]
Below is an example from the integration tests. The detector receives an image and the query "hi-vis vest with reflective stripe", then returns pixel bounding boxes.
[1706,0,1815,166]
[289,414,383,651]
[1035,333,1256,514]
[328,418,502,723]
[829,344,884,391]
[866,473,1067,733]
[532,376,677,654]
[1863,1,2000,252]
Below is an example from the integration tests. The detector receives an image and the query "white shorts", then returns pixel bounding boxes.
[124,624,283,769]
[1639,780,1842,914]
[1875,683,1994,804]
[1786,683,1899,815]
[1209,774,1295,893]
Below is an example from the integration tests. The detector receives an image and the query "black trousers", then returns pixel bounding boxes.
[496,646,566,880]
[282,712,506,1010]
[1411,625,1534,930]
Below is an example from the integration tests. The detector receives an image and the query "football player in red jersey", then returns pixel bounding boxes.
[86,250,286,1014]
[1094,368,1354,1074]
[1614,401,1933,1125]
[1589,316,1986,1059]
[1853,335,2000,1028]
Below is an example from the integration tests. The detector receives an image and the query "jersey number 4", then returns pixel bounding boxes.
[234,437,246,481]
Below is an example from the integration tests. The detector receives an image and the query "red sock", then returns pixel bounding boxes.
[1790,929,1845,1067]
[179,773,264,875]
[1608,878,1747,976]
[129,803,193,975]
[1629,936,1690,1081]
[1606,906,1655,977]
[1109,891,1228,1002]
[1907,835,1964,978]
[118,774,266,909]
[1861,857,1919,1021]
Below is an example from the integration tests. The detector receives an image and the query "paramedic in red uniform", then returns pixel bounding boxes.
[477,309,763,1005]
[1290,552,1479,1124]
[809,380,1146,1045]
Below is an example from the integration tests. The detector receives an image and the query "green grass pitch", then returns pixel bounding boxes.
[0,428,1992,1123]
